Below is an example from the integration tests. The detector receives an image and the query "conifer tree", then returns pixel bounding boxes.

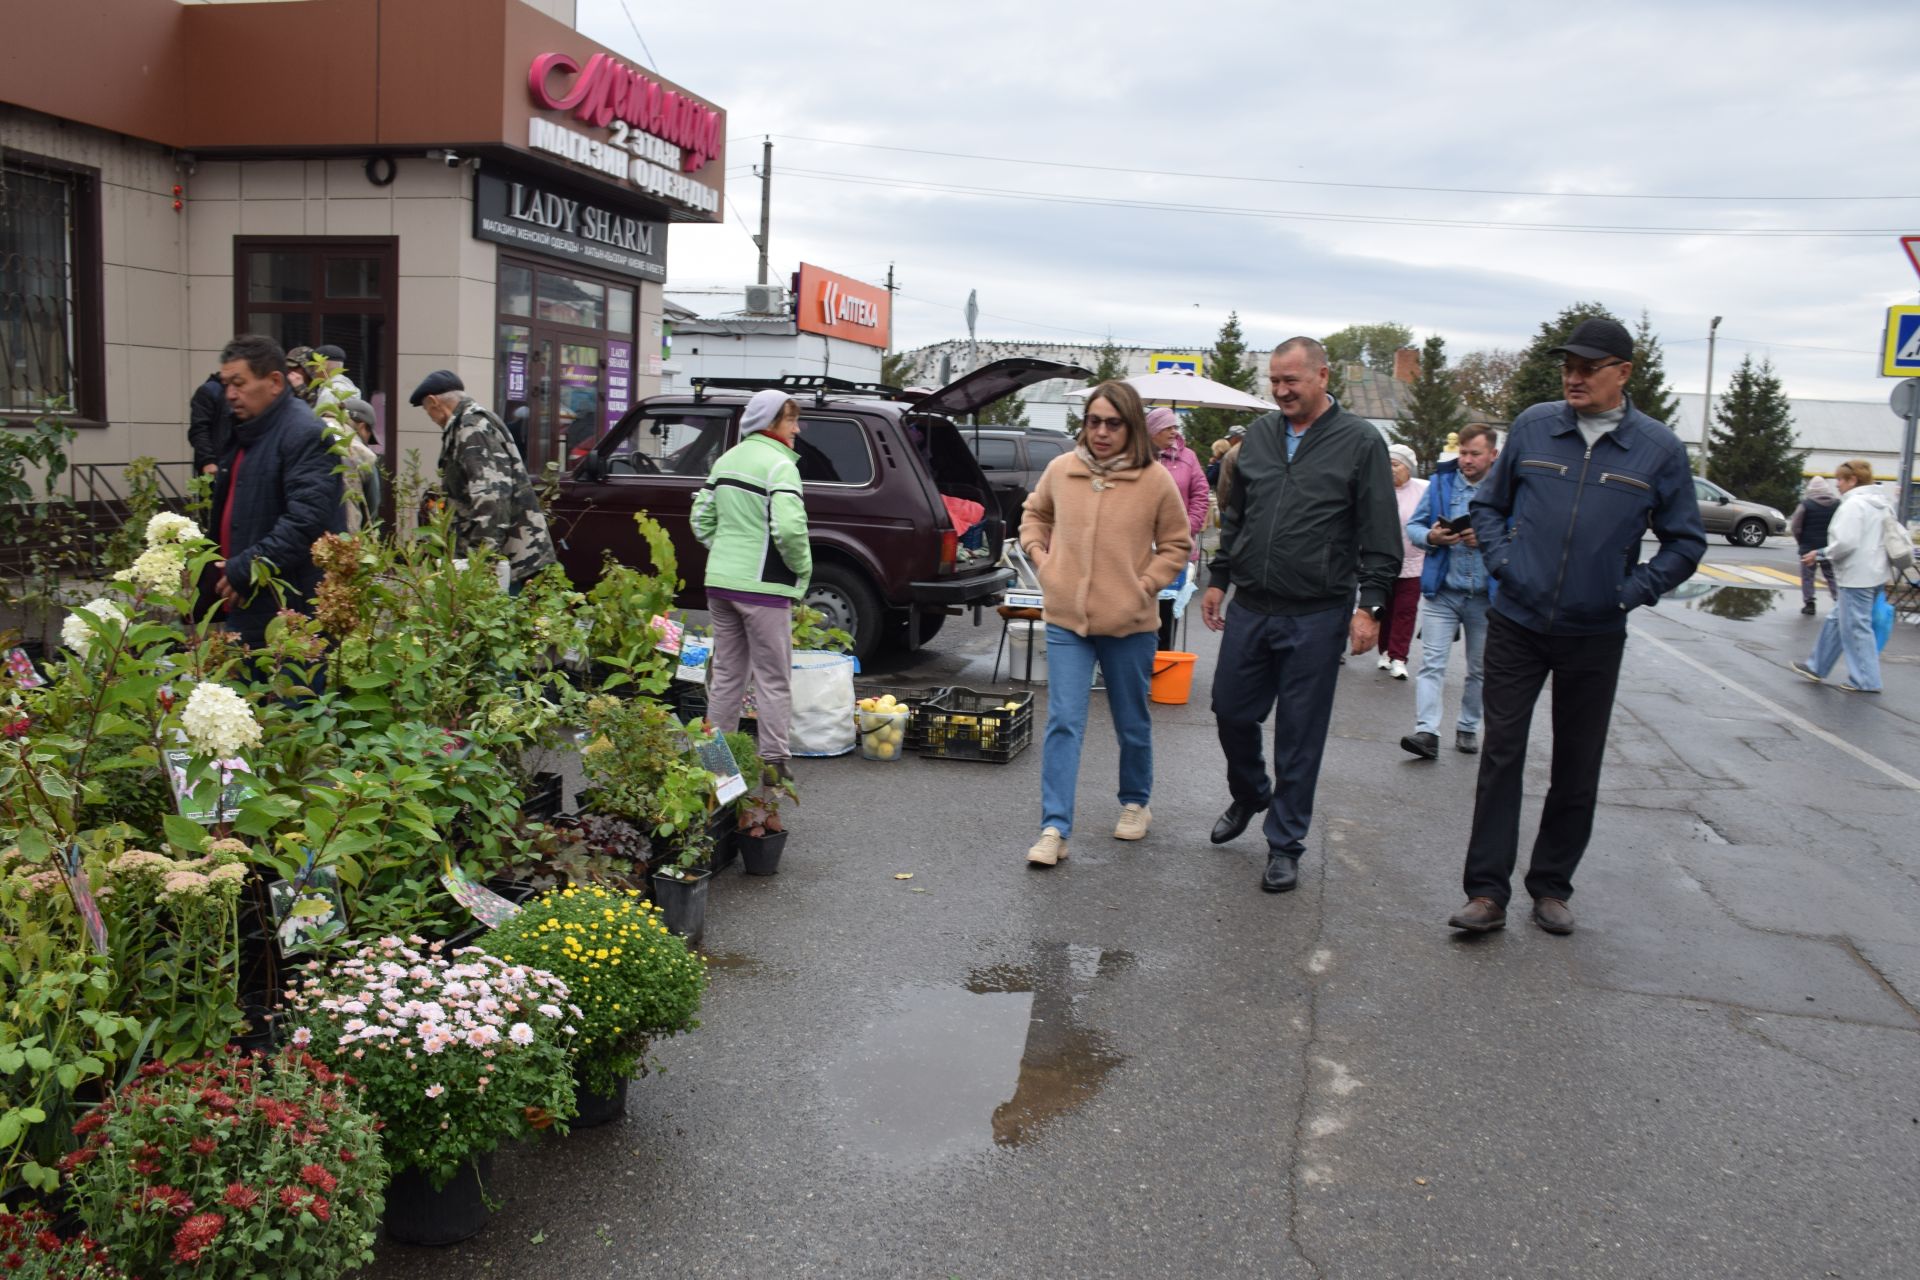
[1706,355,1805,512]
[1505,301,1620,419]
[1393,335,1467,472]
[1626,310,1680,425]
[1186,312,1259,453]
[1087,340,1128,385]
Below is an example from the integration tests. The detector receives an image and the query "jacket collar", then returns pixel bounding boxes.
[231,386,297,449]
[1547,395,1649,448]
[1060,450,1149,482]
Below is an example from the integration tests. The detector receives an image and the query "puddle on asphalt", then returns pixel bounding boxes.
[1678,585,1779,620]
[826,944,1131,1166]
[698,950,762,974]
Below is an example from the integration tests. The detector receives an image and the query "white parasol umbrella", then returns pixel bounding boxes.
[1064,369,1271,413]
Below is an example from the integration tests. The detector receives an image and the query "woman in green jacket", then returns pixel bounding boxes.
[691,390,812,770]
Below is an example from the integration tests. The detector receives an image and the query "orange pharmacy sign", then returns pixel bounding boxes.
[795,264,891,349]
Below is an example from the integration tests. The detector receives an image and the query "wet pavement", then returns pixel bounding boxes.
[369,540,1920,1278]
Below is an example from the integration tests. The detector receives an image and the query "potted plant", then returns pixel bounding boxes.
[735,755,798,877]
[481,886,704,1128]
[60,1047,387,1278]
[284,937,578,1245]
[0,1207,121,1278]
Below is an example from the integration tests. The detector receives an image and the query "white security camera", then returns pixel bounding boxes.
[428,149,461,167]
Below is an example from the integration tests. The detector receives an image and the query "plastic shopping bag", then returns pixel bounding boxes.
[788,649,857,757]
[1872,590,1894,652]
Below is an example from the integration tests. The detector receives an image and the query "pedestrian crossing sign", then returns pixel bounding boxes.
[1883,305,1920,376]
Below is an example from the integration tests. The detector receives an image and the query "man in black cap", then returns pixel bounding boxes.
[411,370,555,589]
[1446,316,1704,936]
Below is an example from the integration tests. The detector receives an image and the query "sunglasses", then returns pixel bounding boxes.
[1083,413,1128,432]
[1562,358,1626,377]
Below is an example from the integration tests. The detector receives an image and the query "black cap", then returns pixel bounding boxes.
[315,344,346,361]
[409,370,465,406]
[1548,317,1633,363]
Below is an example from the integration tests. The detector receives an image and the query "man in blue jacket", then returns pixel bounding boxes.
[1448,318,1704,936]
[1400,422,1499,760]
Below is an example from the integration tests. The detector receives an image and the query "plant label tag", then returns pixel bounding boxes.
[692,733,747,804]
[675,632,712,685]
[268,866,347,955]
[59,844,109,956]
[440,860,523,930]
[651,613,684,655]
[166,750,258,823]
[3,647,45,689]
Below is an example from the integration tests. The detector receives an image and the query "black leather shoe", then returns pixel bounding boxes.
[1400,731,1439,760]
[1531,897,1575,934]
[1261,851,1299,893]
[1455,730,1479,754]
[1800,601,1816,615]
[1211,798,1265,845]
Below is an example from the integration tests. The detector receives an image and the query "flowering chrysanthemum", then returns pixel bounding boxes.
[180,682,263,758]
[60,599,128,658]
[145,511,204,546]
[113,543,187,592]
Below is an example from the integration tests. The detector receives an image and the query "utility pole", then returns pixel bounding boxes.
[753,136,772,286]
[1699,315,1721,472]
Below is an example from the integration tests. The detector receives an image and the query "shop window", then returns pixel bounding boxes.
[246,251,314,303]
[537,272,604,329]
[0,157,101,420]
[607,286,634,336]
[500,264,533,318]
[795,416,875,486]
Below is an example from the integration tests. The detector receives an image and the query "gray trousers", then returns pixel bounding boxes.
[706,596,793,763]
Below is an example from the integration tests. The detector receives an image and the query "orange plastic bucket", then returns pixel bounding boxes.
[1150,651,1196,705]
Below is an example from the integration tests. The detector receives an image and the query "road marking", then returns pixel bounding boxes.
[1693,565,1749,582]
[1740,564,1804,585]
[1635,629,1920,793]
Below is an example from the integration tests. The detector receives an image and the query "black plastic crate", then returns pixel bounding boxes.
[909,687,1033,763]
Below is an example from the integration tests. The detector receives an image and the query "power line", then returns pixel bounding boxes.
[615,0,660,71]
[771,134,1920,204]
[1668,336,1877,356]
[775,166,1903,239]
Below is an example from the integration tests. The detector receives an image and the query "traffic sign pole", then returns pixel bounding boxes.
[1894,378,1920,528]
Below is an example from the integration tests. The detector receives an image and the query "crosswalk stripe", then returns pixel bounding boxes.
[1692,565,1749,582]
[1740,564,1805,585]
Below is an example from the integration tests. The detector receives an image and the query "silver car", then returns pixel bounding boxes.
[1692,477,1788,547]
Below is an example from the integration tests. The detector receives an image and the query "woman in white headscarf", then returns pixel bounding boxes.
[1378,443,1427,680]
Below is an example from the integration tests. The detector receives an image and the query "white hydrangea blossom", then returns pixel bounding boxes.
[145,512,204,546]
[112,544,187,592]
[59,599,128,658]
[180,681,263,758]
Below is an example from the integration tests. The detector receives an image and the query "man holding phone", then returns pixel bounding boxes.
[1400,424,1499,760]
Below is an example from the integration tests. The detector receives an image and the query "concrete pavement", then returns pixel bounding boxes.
[369,559,1920,1279]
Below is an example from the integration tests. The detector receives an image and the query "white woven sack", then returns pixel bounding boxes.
[789,649,856,757]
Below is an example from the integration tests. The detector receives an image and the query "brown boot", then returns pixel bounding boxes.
[1531,898,1574,935]
[1447,897,1506,932]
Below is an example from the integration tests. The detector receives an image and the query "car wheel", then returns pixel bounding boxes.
[1732,518,1767,548]
[803,563,884,663]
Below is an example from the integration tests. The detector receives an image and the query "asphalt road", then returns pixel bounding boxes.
[369,543,1920,1279]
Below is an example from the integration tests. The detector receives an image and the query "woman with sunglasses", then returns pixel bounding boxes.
[1019,380,1193,867]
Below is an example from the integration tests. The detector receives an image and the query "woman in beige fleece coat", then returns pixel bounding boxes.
[1019,380,1193,868]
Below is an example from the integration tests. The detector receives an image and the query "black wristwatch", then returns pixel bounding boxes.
[1363,604,1385,622]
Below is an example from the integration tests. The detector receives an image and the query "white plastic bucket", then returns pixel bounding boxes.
[1006,619,1048,684]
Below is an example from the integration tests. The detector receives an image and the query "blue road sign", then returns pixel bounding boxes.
[1883,305,1920,376]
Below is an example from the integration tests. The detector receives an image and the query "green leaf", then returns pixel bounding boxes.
[36,773,73,799]
[163,813,211,852]
[22,1047,53,1071]
[14,827,51,864]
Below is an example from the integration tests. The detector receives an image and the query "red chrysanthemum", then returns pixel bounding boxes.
[190,1135,218,1156]
[171,1211,225,1264]
[222,1183,261,1210]
[299,1163,337,1193]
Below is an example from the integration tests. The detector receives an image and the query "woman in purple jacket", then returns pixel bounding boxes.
[1147,408,1211,650]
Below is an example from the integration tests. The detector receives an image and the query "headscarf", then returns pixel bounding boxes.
[1387,443,1417,477]
[1804,475,1839,503]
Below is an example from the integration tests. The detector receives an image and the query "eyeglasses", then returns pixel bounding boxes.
[1082,413,1127,433]
[1562,358,1626,377]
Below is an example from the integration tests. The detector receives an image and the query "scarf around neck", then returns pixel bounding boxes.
[1075,441,1138,487]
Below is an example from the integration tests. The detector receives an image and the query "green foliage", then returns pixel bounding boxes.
[0,403,82,646]
[1707,356,1807,513]
[880,349,916,389]
[1324,321,1413,399]
[100,459,170,577]
[1505,301,1620,419]
[288,938,578,1188]
[577,696,716,871]
[483,885,704,1096]
[0,1207,122,1277]
[1627,310,1681,426]
[791,602,852,654]
[1086,340,1129,385]
[1186,311,1260,453]
[1392,335,1468,472]
[976,392,1030,427]
[63,1049,389,1278]
[1451,348,1522,420]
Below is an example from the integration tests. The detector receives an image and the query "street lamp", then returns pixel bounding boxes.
[1700,315,1722,471]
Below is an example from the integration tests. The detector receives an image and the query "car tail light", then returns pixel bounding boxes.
[939,529,957,574]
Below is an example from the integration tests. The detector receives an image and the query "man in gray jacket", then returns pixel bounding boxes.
[1201,336,1403,892]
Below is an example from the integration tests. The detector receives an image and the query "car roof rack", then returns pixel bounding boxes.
[690,374,907,406]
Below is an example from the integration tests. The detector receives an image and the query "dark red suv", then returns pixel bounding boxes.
[551,358,1088,660]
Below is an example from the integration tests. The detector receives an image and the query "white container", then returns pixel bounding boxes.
[1006,619,1048,684]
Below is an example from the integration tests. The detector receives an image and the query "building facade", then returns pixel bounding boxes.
[0,0,724,492]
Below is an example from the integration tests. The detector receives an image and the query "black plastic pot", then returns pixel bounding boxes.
[384,1153,493,1247]
[522,772,564,822]
[570,1072,630,1129]
[650,868,710,947]
[737,829,789,876]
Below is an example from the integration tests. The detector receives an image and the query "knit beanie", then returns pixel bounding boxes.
[741,389,794,436]
[1387,443,1418,474]
[1145,407,1180,436]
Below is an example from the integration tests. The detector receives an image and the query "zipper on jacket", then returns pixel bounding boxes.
[1599,472,1651,492]
[1546,444,1596,630]
[1520,459,1569,476]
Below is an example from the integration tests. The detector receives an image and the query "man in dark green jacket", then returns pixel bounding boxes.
[1201,336,1402,892]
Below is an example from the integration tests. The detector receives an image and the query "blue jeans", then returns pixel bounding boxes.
[1414,588,1490,735]
[1040,626,1156,838]
[1806,585,1882,691]
[1210,602,1348,857]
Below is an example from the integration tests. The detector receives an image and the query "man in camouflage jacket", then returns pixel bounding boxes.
[410,370,556,589]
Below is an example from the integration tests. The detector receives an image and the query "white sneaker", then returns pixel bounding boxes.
[1391,659,1409,680]
[1377,654,1392,670]
[1113,803,1152,841]
[1027,828,1068,866]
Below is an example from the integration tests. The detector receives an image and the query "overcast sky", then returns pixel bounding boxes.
[580,0,1920,406]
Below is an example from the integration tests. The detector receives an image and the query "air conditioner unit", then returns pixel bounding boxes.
[743,284,785,315]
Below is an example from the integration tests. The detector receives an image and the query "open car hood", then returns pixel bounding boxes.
[911,357,1093,417]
